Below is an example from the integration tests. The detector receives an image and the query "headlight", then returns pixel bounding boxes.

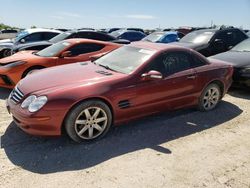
[21,95,36,108]
[21,95,48,113]
[4,61,26,68]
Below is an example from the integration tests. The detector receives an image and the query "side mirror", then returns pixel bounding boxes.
[20,39,25,43]
[141,70,163,81]
[60,51,72,58]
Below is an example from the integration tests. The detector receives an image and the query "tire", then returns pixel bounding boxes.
[65,100,112,142]
[2,49,11,58]
[198,83,221,111]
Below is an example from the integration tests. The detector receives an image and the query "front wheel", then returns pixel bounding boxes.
[198,83,221,111]
[65,100,112,142]
[2,49,11,58]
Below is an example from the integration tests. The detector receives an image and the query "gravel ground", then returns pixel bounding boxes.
[0,87,250,188]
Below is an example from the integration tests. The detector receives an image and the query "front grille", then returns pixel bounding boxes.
[10,87,24,104]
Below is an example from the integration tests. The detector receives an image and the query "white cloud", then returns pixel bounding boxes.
[125,14,157,19]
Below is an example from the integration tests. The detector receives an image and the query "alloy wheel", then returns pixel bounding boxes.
[202,87,220,110]
[74,107,108,140]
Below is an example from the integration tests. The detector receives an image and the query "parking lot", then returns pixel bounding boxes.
[0,87,249,188]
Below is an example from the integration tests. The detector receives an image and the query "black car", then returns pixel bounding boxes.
[126,28,145,33]
[173,28,248,57]
[12,30,130,54]
[209,38,250,87]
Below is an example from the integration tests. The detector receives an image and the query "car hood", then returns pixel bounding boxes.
[172,42,205,50]
[209,51,250,67]
[0,41,14,48]
[18,62,127,94]
[14,41,52,50]
[0,39,13,43]
[0,51,38,65]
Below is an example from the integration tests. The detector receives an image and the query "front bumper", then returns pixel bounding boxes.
[233,68,250,87]
[6,97,66,136]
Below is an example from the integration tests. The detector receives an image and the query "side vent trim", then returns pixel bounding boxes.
[118,100,131,109]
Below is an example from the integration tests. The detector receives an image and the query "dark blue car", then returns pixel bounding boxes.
[110,30,146,42]
[142,31,181,43]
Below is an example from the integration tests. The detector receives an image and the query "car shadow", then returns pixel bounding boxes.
[1,101,242,174]
[0,88,12,100]
[228,87,250,100]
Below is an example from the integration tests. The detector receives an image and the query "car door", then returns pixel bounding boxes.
[134,51,198,116]
[57,43,105,65]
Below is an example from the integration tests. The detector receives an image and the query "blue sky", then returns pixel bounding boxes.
[0,0,250,29]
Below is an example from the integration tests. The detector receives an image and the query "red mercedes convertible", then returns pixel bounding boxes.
[6,42,233,142]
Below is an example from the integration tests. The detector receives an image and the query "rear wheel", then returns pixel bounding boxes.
[198,83,221,111]
[65,100,112,142]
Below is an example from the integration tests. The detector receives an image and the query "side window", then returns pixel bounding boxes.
[232,30,247,44]
[214,31,228,43]
[145,54,168,76]
[75,32,89,38]
[68,43,105,56]
[146,51,194,76]
[89,33,113,41]
[191,54,207,68]
[163,52,192,75]
[43,32,59,40]
[163,34,178,43]
[22,33,43,42]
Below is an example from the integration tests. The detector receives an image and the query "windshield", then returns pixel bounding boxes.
[142,33,164,42]
[49,32,72,43]
[36,41,71,57]
[13,31,29,43]
[180,30,215,44]
[231,39,250,52]
[110,30,124,38]
[95,46,156,74]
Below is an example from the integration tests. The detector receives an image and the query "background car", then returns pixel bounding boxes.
[141,31,181,43]
[0,28,62,58]
[209,38,250,87]
[0,39,121,88]
[247,31,250,37]
[6,42,233,142]
[0,29,18,40]
[12,30,130,54]
[110,30,146,42]
[173,28,248,56]
[126,28,145,33]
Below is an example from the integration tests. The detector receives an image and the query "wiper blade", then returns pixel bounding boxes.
[97,63,118,72]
